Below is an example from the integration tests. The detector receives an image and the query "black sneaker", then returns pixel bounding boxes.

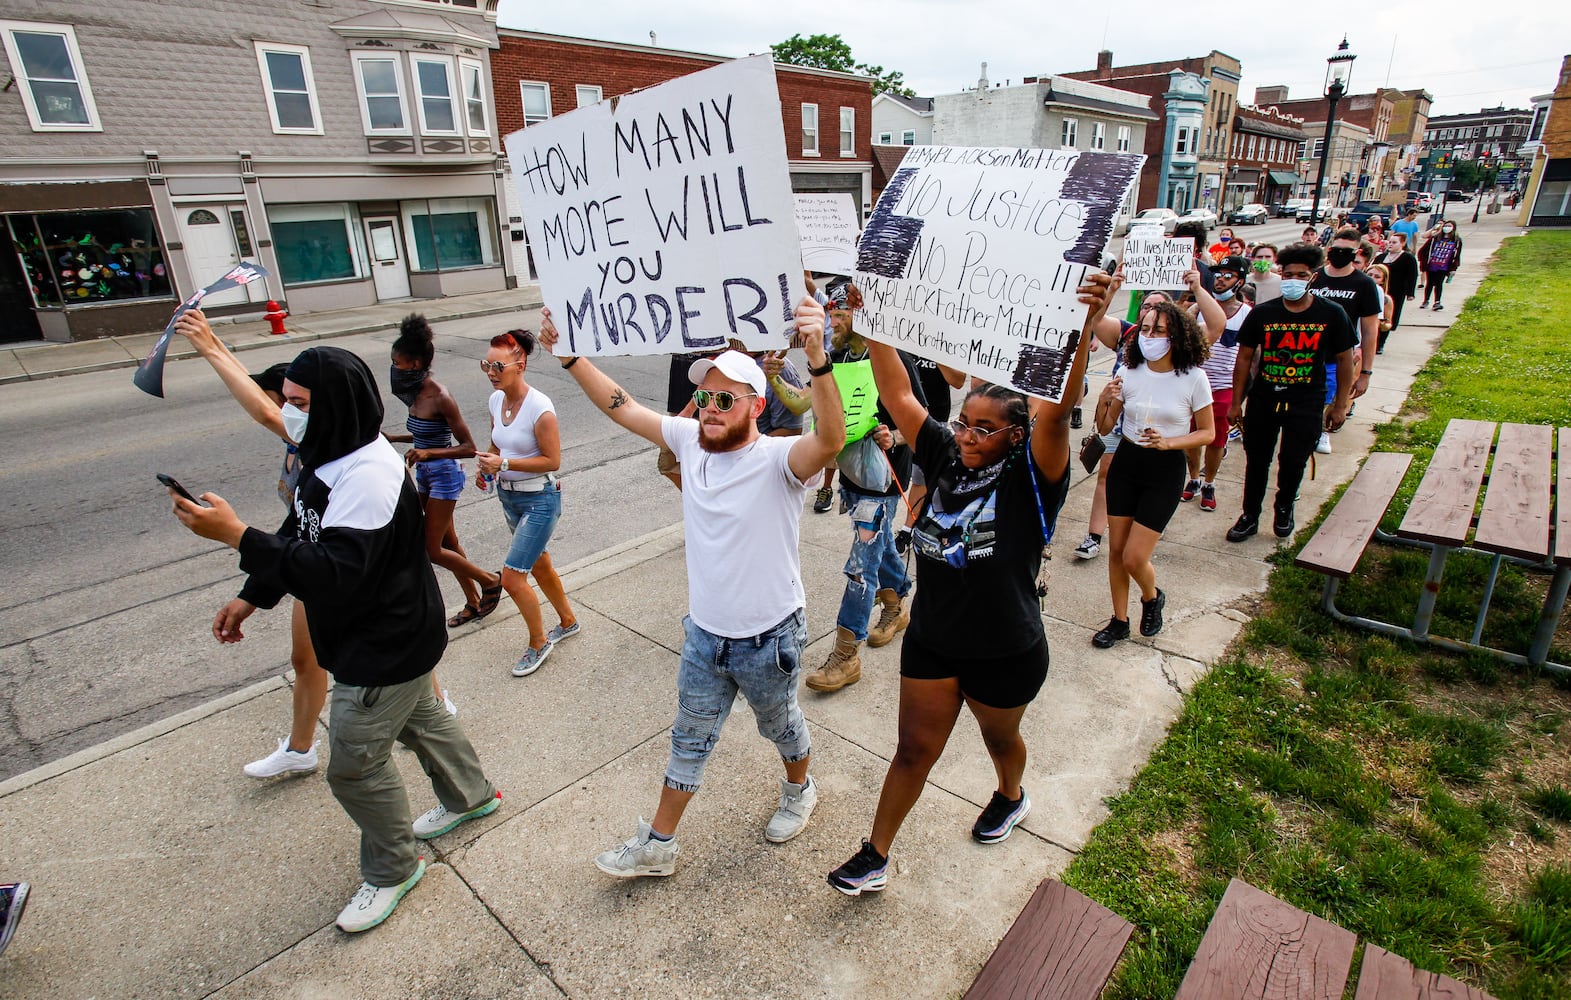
[828,841,889,896]
[0,882,29,957]
[1140,588,1166,637]
[1092,617,1130,648]
[812,486,834,513]
[972,789,1032,844]
[1273,506,1295,538]
[1070,407,1083,430]
[1226,515,1258,543]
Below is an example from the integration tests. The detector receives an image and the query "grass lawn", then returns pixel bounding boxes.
[1062,231,1571,999]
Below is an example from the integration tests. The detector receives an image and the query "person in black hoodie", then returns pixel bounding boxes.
[169,346,499,934]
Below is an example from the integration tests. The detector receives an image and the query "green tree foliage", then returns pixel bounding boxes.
[1449,157,1500,191]
[770,33,916,98]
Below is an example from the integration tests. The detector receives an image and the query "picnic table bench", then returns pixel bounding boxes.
[1295,418,1569,674]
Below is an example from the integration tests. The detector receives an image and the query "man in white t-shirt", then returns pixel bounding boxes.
[539,297,845,879]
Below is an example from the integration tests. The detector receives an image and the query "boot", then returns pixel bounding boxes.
[805,626,862,692]
[866,589,910,648]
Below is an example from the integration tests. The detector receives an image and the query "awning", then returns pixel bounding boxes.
[1268,171,1300,187]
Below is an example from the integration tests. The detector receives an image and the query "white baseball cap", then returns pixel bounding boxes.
[688,350,766,397]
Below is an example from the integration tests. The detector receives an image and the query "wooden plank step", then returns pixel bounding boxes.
[1297,452,1414,578]
[1173,879,1355,1000]
[1352,944,1497,999]
[1474,422,1554,562]
[964,880,1134,1000]
[1555,428,1570,567]
[1399,419,1497,548]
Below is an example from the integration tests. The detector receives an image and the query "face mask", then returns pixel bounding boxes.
[1442,226,1455,235]
[1214,288,1235,302]
[1280,278,1310,301]
[1252,259,1271,273]
[1326,246,1357,268]
[389,366,428,406]
[1138,335,1171,361]
[281,402,309,444]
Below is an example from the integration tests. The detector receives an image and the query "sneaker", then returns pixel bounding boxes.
[973,789,1032,844]
[413,790,502,839]
[1316,432,1332,454]
[1070,406,1083,430]
[764,776,818,843]
[594,818,679,878]
[0,882,30,957]
[828,841,889,896]
[1226,515,1259,543]
[244,738,319,778]
[511,642,553,677]
[546,621,581,644]
[1180,478,1201,502]
[1199,483,1217,511]
[336,859,425,933]
[1074,534,1101,560]
[1139,589,1166,637]
[812,485,834,513]
[1274,506,1296,539]
[1227,425,1243,443]
[1433,303,1444,311]
[1092,617,1130,648]
[441,689,458,717]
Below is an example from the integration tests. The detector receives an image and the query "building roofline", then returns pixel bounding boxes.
[495,28,874,83]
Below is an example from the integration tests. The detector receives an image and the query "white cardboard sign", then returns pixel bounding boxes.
[1121,236,1195,291]
[504,55,806,357]
[793,192,861,276]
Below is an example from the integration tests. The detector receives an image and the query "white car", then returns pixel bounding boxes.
[1230,203,1269,225]
[1130,208,1181,234]
[1176,208,1218,230]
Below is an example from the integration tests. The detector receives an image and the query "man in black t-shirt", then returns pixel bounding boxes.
[1312,227,1380,394]
[1226,243,1357,542]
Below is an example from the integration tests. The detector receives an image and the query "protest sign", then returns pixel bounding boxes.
[1121,235,1194,291]
[132,261,270,398]
[504,54,805,358]
[853,145,1144,402]
[794,192,860,276]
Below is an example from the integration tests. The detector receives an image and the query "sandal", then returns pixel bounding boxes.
[447,604,481,628]
[474,575,505,619]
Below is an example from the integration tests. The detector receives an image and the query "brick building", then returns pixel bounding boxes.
[1423,106,1534,165]
[1519,54,1571,227]
[0,0,511,343]
[1380,88,1433,199]
[492,30,873,279]
[1256,85,1395,204]
[1228,105,1307,212]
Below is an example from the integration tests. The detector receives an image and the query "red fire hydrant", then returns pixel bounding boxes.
[264,300,289,336]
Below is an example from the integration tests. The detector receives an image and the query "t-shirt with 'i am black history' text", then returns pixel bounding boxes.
[1234,296,1357,408]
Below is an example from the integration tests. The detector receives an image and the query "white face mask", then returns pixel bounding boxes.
[1138,335,1171,361]
[281,402,309,444]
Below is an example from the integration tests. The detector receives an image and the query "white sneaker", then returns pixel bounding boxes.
[1316,432,1332,454]
[1074,534,1101,560]
[765,776,818,843]
[441,689,458,717]
[244,738,319,778]
[335,858,426,933]
[594,818,679,878]
[412,791,502,839]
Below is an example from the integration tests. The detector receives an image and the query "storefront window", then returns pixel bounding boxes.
[401,198,496,272]
[268,203,363,285]
[6,207,172,307]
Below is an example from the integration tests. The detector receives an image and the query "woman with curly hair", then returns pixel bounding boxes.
[1091,300,1215,647]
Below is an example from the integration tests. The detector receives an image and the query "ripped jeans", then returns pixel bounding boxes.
[665,610,810,793]
[836,489,911,642]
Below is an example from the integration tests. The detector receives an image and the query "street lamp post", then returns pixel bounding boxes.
[1309,37,1356,235]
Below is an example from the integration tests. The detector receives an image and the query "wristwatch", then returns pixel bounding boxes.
[808,360,833,377]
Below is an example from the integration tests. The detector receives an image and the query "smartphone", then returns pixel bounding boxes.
[157,473,203,506]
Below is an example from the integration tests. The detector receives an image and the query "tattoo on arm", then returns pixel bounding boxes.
[608,388,628,410]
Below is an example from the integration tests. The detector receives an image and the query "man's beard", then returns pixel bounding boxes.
[698,416,752,453]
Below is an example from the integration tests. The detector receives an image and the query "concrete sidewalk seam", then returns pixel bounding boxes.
[441,863,571,1000]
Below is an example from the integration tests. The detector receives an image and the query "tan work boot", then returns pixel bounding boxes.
[866,589,910,648]
[806,626,862,692]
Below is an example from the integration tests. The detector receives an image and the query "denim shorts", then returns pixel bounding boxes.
[497,483,561,573]
[414,458,466,501]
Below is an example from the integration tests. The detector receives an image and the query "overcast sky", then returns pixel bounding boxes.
[495,0,1566,118]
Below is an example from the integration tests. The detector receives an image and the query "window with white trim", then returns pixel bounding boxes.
[0,20,100,131]
[460,59,487,136]
[268,203,365,285]
[254,42,321,134]
[1117,125,1130,152]
[840,107,855,156]
[352,53,408,134]
[401,197,498,272]
[1061,117,1078,148]
[520,81,551,125]
[413,57,458,134]
[1174,126,1192,155]
[878,131,892,144]
[575,85,602,108]
[902,129,915,145]
[802,103,819,155]
[1091,121,1105,150]
[1248,135,1258,160]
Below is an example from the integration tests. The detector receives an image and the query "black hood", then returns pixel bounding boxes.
[284,347,385,469]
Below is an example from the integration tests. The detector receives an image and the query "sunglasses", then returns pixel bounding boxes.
[948,418,1012,441]
[479,360,524,375]
[692,389,757,412]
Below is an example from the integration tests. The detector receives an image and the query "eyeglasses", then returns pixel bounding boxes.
[948,418,1011,441]
[479,360,524,375]
[692,389,757,412]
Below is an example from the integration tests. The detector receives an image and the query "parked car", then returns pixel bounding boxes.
[1177,207,1219,230]
[1279,198,1310,218]
[1294,200,1335,223]
[1130,208,1181,234]
[1444,189,1474,203]
[1230,203,1270,225]
[1344,201,1389,227]
[1405,191,1435,211]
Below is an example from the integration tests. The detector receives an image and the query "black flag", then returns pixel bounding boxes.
[132,262,271,398]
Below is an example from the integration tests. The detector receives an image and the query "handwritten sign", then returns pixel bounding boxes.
[132,262,270,398]
[854,145,1144,402]
[794,192,861,276]
[504,55,805,357]
[1121,235,1194,291]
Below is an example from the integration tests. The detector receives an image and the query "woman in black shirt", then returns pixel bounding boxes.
[828,271,1116,896]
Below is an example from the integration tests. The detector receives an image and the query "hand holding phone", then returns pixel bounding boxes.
[157,473,204,506]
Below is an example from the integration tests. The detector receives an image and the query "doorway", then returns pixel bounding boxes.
[364,216,410,301]
[176,205,266,306]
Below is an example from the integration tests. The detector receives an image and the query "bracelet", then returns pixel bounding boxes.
[1361,369,1374,375]
[561,356,580,370]
[808,360,833,377]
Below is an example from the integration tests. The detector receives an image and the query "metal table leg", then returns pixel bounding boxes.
[1412,545,1451,641]
[1528,566,1571,667]
[1471,554,1504,647]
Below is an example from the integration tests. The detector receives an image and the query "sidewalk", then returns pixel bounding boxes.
[0,284,543,386]
[0,213,1525,998]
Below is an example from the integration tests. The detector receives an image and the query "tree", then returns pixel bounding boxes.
[1450,158,1498,191]
[770,33,915,98]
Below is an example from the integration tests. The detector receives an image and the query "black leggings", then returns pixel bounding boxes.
[1240,395,1322,519]
[1421,271,1447,306]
